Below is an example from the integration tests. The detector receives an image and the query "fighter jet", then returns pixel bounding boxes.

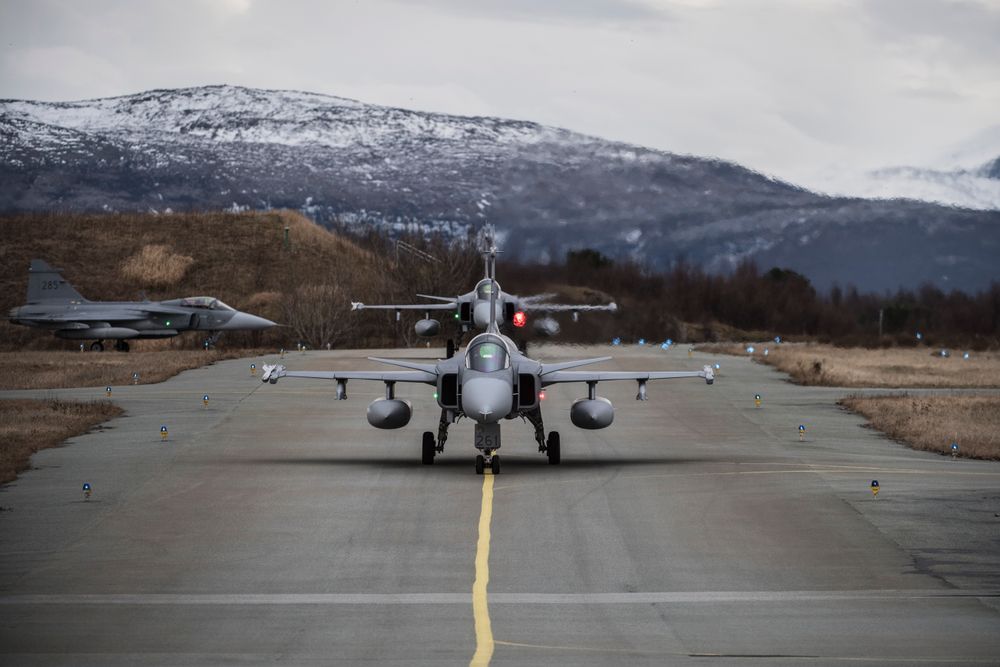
[261,243,713,474]
[350,225,617,357]
[8,259,276,351]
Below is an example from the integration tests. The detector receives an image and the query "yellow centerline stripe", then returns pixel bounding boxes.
[470,473,495,666]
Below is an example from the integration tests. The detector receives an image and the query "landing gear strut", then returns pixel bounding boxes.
[203,331,222,350]
[446,339,455,359]
[421,410,452,464]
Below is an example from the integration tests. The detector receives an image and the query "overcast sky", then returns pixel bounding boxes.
[1,0,998,187]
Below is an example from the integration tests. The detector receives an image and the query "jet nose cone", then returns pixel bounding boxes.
[223,312,276,331]
[473,302,501,328]
[461,376,513,424]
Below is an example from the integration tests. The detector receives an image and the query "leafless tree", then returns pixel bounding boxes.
[282,283,358,349]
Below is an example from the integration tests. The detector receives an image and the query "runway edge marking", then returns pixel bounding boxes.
[470,473,495,666]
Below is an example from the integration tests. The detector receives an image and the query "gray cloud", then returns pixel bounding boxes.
[1,0,997,188]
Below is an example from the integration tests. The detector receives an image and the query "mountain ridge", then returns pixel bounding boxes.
[2,84,998,292]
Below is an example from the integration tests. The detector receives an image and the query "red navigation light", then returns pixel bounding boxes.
[513,311,527,328]
[539,390,546,401]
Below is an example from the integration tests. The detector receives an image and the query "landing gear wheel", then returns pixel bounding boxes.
[114,340,130,352]
[90,341,104,352]
[490,455,501,475]
[421,431,436,465]
[446,339,455,359]
[475,455,485,475]
[547,431,561,465]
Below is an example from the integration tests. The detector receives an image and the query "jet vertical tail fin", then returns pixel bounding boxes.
[26,260,86,303]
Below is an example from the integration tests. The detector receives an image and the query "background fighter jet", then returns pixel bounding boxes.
[262,243,713,474]
[350,225,617,357]
[9,259,275,351]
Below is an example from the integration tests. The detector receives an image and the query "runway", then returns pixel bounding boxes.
[1,345,998,665]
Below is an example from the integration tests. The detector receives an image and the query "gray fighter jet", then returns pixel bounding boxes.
[261,243,713,474]
[350,225,617,357]
[9,259,276,351]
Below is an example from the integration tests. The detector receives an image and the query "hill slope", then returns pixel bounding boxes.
[2,85,999,291]
[0,210,383,350]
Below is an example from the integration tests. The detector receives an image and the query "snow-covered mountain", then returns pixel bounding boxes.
[808,125,1000,211]
[2,85,999,292]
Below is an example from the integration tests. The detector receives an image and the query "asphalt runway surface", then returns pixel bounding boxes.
[1,345,998,665]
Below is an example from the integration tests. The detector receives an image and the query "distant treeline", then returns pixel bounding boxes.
[2,212,996,351]
[495,248,1000,350]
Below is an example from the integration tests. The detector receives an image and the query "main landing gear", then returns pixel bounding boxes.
[420,408,560,473]
[114,340,130,352]
[420,409,451,465]
[524,408,560,465]
[90,341,104,352]
[546,431,561,465]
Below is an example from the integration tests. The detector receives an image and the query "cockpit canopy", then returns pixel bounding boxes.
[467,337,509,373]
[176,296,234,311]
[475,279,501,300]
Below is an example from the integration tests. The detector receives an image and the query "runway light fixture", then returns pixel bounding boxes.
[916,332,923,340]
[612,337,621,346]
[774,336,781,344]
[963,352,970,360]
[203,394,210,408]
[83,482,92,500]
[951,442,959,459]
[160,425,168,441]
[105,386,112,398]
[871,480,879,498]
[764,348,770,356]
[638,338,646,346]
[746,346,755,354]
[512,311,527,328]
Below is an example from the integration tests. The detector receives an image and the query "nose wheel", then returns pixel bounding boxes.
[475,452,500,475]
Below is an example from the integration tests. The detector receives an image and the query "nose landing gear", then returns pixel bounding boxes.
[475,451,500,475]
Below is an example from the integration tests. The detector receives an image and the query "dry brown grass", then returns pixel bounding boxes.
[697,343,1000,388]
[0,399,123,484]
[120,244,195,286]
[0,350,263,390]
[840,395,1000,460]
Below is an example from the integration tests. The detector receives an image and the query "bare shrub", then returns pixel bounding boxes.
[120,244,195,287]
[283,284,357,349]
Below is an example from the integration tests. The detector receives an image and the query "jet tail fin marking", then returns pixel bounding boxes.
[26,260,86,303]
